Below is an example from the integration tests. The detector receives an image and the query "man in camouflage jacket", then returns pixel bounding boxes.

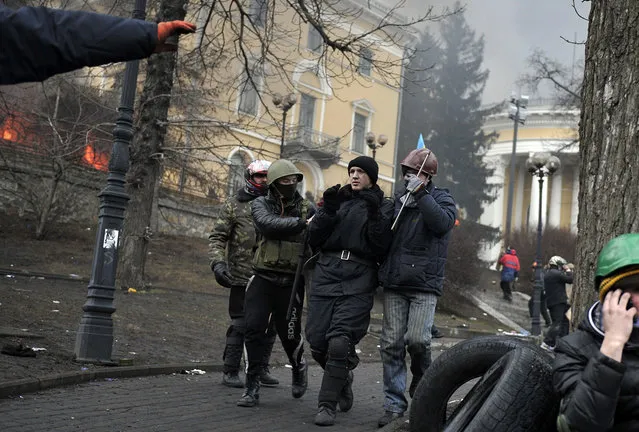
[208,160,278,388]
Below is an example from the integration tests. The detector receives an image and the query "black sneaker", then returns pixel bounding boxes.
[377,411,403,428]
[291,360,308,399]
[259,367,280,387]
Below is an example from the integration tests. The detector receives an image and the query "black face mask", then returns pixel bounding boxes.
[274,183,297,200]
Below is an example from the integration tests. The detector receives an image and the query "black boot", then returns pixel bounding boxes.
[291,359,308,399]
[237,374,260,407]
[223,325,244,387]
[260,332,279,387]
[338,370,354,412]
[314,402,337,426]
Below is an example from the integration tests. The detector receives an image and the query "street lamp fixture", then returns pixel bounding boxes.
[74,0,148,364]
[272,92,297,157]
[526,151,561,336]
[365,131,388,160]
[503,93,530,246]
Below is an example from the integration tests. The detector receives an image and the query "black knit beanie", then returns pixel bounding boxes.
[348,156,379,184]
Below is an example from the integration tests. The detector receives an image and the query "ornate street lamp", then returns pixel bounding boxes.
[272,92,297,157]
[526,152,561,336]
[74,0,148,364]
[365,131,388,160]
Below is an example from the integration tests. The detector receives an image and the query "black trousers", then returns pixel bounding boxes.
[244,274,305,376]
[305,292,374,366]
[528,291,551,326]
[500,280,513,300]
[544,302,570,346]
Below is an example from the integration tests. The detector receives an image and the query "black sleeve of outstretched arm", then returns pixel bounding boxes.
[0,5,157,85]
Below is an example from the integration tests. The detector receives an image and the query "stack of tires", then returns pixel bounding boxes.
[409,336,559,432]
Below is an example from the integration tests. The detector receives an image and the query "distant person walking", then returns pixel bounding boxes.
[498,248,520,302]
[541,256,574,351]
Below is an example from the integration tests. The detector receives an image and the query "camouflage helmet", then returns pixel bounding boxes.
[400,148,438,176]
[595,233,639,294]
[267,159,303,186]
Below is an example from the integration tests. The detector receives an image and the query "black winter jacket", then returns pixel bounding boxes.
[553,302,639,432]
[544,267,574,307]
[308,185,394,296]
[1,5,157,85]
[251,190,314,282]
[379,182,456,296]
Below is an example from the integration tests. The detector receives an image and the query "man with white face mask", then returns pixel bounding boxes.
[377,147,457,427]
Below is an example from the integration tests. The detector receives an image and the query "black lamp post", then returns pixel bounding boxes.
[504,94,529,246]
[74,0,147,364]
[272,92,297,158]
[526,152,561,336]
[365,131,388,160]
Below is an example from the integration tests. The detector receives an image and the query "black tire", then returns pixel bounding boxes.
[443,347,559,432]
[409,335,552,432]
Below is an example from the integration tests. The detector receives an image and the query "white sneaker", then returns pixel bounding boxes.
[540,342,555,352]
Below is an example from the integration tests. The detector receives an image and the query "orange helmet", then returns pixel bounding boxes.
[400,148,438,176]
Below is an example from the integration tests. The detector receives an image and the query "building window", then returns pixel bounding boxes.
[228,152,247,194]
[299,93,316,131]
[238,69,262,116]
[352,112,367,153]
[249,0,268,27]
[308,25,323,53]
[358,48,373,76]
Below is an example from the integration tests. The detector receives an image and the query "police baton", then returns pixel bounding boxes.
[286,220,312,321]
[391,150,431,231]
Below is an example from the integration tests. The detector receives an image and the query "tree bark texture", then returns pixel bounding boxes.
[572,1,639,325]
[118,0,187,290]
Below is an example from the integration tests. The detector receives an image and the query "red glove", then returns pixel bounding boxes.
[155,21,197,53]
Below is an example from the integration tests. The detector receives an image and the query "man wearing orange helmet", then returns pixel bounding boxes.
[377,148,457,427]
[208,160,279,389]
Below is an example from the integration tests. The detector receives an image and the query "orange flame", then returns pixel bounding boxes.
[83,144,109,171]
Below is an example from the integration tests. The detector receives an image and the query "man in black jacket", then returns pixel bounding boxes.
[377,148,457,427]
[1,4,195,85]
[542,256,574,351]
[553,233,639,432]
[306,156,393,426]
[237,159,314,408]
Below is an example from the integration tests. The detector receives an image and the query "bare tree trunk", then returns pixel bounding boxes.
[572,1,639,325]
[118,0,186,290]
[35,167,62,240]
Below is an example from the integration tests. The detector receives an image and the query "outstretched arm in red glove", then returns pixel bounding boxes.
[155,20,197,53]
[0,4,196,85]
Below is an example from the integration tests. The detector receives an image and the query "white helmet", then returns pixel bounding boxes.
[548,256,567,267]
[245,159,271,195]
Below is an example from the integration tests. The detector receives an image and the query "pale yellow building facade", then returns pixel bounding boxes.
[161,0,413,202]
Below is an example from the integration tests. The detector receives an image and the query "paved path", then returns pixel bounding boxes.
[0,362,410,432]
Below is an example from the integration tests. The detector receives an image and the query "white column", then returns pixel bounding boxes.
[513,162,525,231]
[529,174,540,229]
[541,175,548,230]
[549,171,562,227]
[571,166,579,233]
